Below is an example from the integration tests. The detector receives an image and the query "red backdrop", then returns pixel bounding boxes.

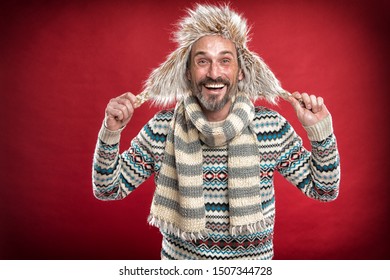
[1,0,389,260]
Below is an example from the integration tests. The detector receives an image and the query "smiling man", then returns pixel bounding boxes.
[92,4,340,260]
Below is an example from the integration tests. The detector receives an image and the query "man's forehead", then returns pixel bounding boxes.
[190,35,238,57]
[193,50,236,57]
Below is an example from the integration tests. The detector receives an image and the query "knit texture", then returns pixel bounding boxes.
[149,92,269,240]
[93,107,340,259]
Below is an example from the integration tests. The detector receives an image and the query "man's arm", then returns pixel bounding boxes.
[276,117,340,201]
[277,92,340,201]
[92,92,154,200]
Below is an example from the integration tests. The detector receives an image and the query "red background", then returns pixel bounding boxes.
[1,0,389,260]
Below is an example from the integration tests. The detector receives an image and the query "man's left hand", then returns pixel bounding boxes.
[288,91,330,127]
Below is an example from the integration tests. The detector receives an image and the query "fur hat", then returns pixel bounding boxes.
[137,3,285,107]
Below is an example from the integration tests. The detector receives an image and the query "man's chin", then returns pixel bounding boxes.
[198,95,230,112]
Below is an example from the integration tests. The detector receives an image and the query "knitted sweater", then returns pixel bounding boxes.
[92,106,340,260]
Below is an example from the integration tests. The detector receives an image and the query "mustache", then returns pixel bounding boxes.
[198,77,231,87]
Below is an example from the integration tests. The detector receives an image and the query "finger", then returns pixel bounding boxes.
[118,103,131,120]
[310,94,319,113]
[288,92,304,112]
[106,102,125,121]
[116,98,133,118]
[301,93,312,110]
[291,91,302,100]
[113,91,136,109]
[317,96,324,111]
[111,92,135,117]
[291,91,306,108]
[106,107,124,121]
[121,92,137,107]
[106,98,130,119]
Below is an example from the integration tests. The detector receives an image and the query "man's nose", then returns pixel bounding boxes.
[206,62,221,80]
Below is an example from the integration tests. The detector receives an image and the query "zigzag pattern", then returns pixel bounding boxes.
[92,105,341,260]
[203,155,228,164]
[256,121,291,141]
[97,149,116,160]
[161,231,274,260]
[205,202,229,212]
[143,124,167,143]
[204,185,228,191]
[206,221,230,232]
[162,247,273,260]
[93,159,119,175]
[195,234,273,251]
[312,158,339,172]
[259,150,280,162]
[98,139,118,149]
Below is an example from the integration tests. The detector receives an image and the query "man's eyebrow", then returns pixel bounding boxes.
[193,50,236,57]
[220,51,235,56]
[193,51,207,57]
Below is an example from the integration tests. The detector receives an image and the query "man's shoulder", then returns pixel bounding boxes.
[141,108,174,139]
[254,106,282,120]
[252,106,292,139]
[150,108,175,124]
[137,109,174,145]
[155,108,175,118]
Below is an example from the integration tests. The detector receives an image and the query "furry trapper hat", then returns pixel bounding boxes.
[136,3,285,107]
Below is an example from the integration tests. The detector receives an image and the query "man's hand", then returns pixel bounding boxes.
[105,92,137,131]
[288,92,330,127]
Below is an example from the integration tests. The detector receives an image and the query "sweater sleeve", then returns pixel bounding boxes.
[92,110,172,200]
[275,114,340,202]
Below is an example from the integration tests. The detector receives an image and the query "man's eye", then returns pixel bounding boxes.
[197,59,208,65]
[221,58,231,64]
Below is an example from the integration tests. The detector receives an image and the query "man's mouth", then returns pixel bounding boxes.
[203,83,226,90]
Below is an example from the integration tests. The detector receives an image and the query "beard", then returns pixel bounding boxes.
[190,76,239,112]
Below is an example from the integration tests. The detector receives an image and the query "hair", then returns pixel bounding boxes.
[141,3,284,107]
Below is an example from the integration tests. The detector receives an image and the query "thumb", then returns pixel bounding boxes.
[287,95,303,113]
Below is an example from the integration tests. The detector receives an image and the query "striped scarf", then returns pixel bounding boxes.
[148,92,266,240]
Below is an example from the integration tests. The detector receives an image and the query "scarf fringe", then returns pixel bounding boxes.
[230,218,273,236]
[149,215,274,240]
[148,215,208,241]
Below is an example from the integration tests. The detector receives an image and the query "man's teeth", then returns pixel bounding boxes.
[205,83,225,89]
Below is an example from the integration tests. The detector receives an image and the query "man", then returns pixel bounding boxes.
[92,4,340,260]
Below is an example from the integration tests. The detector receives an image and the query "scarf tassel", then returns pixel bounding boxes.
[230,218,273,236]
[148,215,209,241]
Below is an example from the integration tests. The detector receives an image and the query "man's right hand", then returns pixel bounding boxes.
[104,92,137,131]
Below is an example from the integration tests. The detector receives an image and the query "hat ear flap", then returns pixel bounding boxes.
[142,47,191,107]
[238,47,283,104]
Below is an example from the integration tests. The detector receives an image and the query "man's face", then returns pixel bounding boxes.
[187,35,243,112]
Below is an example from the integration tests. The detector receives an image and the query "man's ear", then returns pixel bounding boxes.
[186,69,191,81]
[238,68,244,81]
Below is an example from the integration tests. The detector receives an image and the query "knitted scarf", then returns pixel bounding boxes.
[148,92,266,240]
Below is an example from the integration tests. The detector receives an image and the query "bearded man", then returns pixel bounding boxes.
[92,4,340,260]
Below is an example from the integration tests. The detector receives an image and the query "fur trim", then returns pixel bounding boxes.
[140,3,284,107]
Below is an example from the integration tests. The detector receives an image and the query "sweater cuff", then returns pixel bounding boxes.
[304,114,333,142]
[98,121,125,145]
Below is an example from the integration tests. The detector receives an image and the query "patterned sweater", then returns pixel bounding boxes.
[92,106,340,260]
